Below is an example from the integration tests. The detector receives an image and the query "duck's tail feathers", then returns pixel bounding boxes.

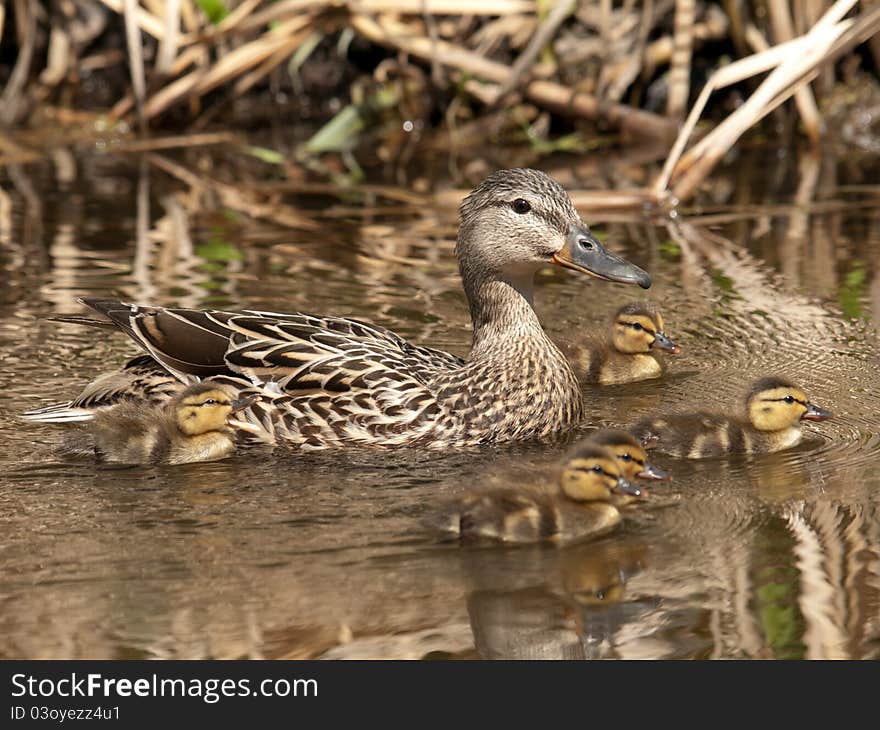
[48,315,118,329]
[20,403,95,423]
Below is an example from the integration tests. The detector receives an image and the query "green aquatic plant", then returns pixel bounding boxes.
[196,0,229,25]
[839,261,867,321]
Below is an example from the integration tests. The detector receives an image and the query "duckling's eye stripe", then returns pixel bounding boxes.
[764,397,807,406]
[621,320,655,335]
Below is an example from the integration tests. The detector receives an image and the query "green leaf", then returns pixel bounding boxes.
[196,232,244,263]
[244,145,285,165]
[196,0,229,25]
[300,87,399,154]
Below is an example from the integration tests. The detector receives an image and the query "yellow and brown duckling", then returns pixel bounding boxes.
[589,429,670,483]
[559,302,679,386]
[437,440,647,547]
[90,382,254,465]
[632,376,833,459]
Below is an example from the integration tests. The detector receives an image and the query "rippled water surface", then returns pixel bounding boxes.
[2,143,880,659]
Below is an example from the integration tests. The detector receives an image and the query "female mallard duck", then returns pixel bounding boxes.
[27,168,651,449]
[631,377,832,458]
[436,440,645,546]
[90,382,254,464]
[557,302,679,385]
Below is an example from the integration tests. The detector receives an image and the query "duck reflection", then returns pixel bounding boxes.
[460,539,649,659]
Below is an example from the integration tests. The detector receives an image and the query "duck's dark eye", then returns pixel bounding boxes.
[592,465,603,473]
[203,399,217,405]
[632,323,643,331]
[620,453,632,461]
[784,395,795,404]
[512,198,531,214]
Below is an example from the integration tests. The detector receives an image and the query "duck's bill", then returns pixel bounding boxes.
[637,462,671,481]
[612,477,646,499]
[552,225,652,289]
[802,402,833,421]
[652,331,681,354]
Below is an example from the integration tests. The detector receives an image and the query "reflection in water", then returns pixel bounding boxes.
[1,143,880,659]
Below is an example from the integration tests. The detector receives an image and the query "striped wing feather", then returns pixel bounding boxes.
[80,299,461,446]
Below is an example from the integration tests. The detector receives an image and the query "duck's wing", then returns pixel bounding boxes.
[79,299,457,446]
[21,355,186,423]
[80,298,463,380]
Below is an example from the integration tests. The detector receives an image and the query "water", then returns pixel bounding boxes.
[1,141,879,659]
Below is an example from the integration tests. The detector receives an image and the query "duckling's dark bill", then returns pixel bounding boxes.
[652,331,680,354]
[612,478,645,498]
[802,402,833,421]
[552,226,651,289]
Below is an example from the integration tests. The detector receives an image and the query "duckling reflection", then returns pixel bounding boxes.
[633,377,832,458]
[558,302,680,385]
[436,442,646,546]
[461,540,650,659]
[90,382,254,464]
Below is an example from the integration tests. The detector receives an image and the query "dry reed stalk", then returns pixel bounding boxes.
[654,0,869,201]
[351,13,677,141]
[768,0,823,143]
[0,4,5,51]
[494,0,575,100]
[180,0,200,32]
[666,0,695,119]
[360,0,535,11]
[239,0,534,33]
[122,0,148,132]
[191,15,313,94]
[39,21,71,87]
[138,15,313,120]
[0,0,36,126]
[643,7,728,67]
[115,131,238,152]
[237,0,325,33]
[98,0,166,41]
[231,29,313,97]
[156,0,181,75]
[211,0,264,37]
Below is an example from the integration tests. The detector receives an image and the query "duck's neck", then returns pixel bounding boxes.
[464,268,545,357]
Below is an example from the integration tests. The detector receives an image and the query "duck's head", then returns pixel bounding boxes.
[589,429,670,481]
[173,383,254,436]
[610,302,679,355]
[559,442,643,503]
[456,169,651,290]
[746,377,833,432]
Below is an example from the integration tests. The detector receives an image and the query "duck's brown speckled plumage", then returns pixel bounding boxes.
[25,169,651,449]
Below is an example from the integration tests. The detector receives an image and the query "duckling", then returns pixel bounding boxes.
[558,302,680,385]
[437,442,645,547]
[631,377,833,458]
[589,429,670,482]
[91,382,254,465]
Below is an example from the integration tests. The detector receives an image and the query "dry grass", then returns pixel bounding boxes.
[0,1,877,204]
